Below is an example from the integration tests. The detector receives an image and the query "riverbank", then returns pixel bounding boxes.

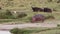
[0,23,57,31]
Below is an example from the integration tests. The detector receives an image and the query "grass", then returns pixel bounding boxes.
[20,12,60,22]
[10,27,51,34]
[0,0,60,34]
[0,0,60,23]
[23,27,60,34]
[31,27,60,34]
[0,12,60,23]
[10,27,60,34]
[32,29,60,34]
[1,0,60,11]
[0,19,16,23]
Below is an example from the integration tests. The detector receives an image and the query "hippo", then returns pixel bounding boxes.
[31,14,45,23]
[31,7,43,12]
[31,7,52,13]
[43,8,52,13]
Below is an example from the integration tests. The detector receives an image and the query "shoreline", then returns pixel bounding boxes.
[0,23,57,31]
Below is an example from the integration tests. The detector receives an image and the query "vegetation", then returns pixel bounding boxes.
[10,28,19,34]
[45,15,55,19]
[57,24,60,27]
[10,28,49,34]
[0,0,60,23]
[17,12,27,18]
[10,27,60,34]
[0,0,60,34]
[0,10,15,19]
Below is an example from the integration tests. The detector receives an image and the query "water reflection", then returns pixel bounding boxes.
[0,31,11,34]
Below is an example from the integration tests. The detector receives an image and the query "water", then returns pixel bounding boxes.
[0,31,11,34]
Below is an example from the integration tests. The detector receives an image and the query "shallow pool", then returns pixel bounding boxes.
[0,31,11,34]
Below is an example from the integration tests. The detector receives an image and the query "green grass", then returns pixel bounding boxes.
[31,27,60,34]
[0,0,60,23]
[0,12,60,23]
[22,27,60,34]
[10,27,60,34]
[32,29,60,34]
[0,0,60,11]
[10,27,51,34]
[0,19,16,23]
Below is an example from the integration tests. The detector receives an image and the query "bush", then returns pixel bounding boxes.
[5,10,12,16]
[10,28,20,34]
[17,12,27,18]
[4,10,16,19]
[10,28,32,34]
[57,24,60,27]
[0,10,16,19]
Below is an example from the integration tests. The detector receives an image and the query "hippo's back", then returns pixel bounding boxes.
[33,14,45,19]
